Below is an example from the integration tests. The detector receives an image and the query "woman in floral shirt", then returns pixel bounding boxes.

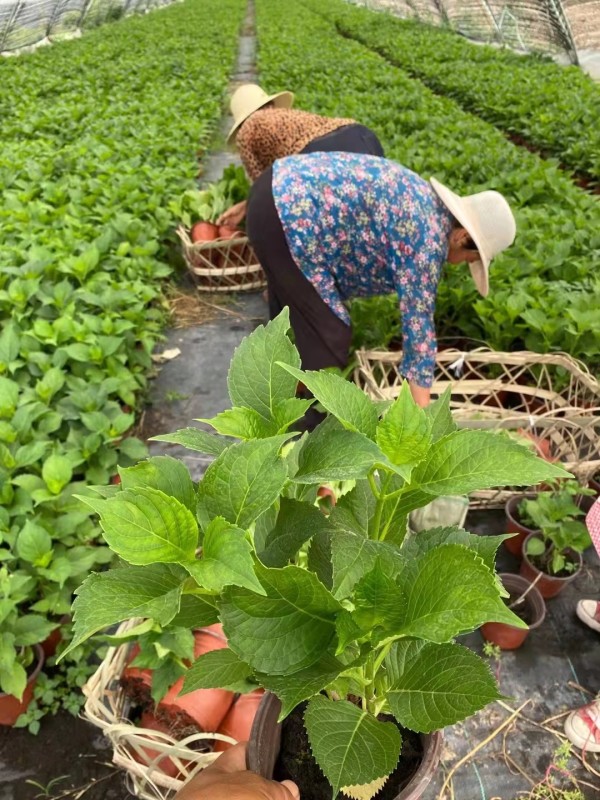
[246,151,516,412]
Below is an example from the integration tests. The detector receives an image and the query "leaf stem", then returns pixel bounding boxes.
[367,471,380,500]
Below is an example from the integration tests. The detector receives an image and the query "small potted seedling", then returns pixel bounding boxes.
[519,481,594,598]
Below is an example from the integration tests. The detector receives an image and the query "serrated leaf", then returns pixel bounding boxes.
[331,531,404,600]
[279,365,379,439]
[400,526,510,572]
[65,564,186,655]
[395,544,527,642]
[119,456,196,512]
[220,564,342,674]
[293,425,384,484]
[228,309,300,421]
[197,436,289,529]
[13,614,55,646]
[0,661,27,700]
[183,517,265,594]
[183,648,255,695]
[409,430,569,497]
[305,696,401,798]
[259,498,335,567]
[329,480,376,538]
[150,427,230,456]
[352,561,406,636]
[387,641,500,732]
[79,488,198,565]
[376,381,431,478]
[199,407,274,439]
[14,441,51,468]
[342,777,388,800]
[168,594,218,629]
[257,653,347,719]
[424,387,456,443]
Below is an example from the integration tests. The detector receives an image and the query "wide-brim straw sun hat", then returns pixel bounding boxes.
[430,177,516,297]
[227,84,294,144]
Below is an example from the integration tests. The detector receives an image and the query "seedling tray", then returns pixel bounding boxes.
[355,347,600,507]
[177,226,266,293]
[83,619,234,800]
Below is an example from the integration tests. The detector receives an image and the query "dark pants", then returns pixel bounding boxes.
[246,124,384,372]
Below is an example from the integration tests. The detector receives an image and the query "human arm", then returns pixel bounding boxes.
[216,199,247,228]
[397,256,439,408]
[175,743,299,800]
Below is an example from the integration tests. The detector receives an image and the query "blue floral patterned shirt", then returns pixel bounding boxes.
[272,152,454,387]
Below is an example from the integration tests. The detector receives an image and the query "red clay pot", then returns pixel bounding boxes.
[41,615,71,659]
[157,625,234,733]
[247,694,443,800]
[480,573,545,650]
[0,645,44,726]
[214,689,265,752]
[504,495,540,557]
[520,533,583,599]
[134,711,185,779]
[191,221,218,243]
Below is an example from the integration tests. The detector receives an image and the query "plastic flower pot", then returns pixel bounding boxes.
[0,645,44,727]
[480,573,545,650]
[520,533,583,599]
[504,495,539,557]
[133,710,186,779]
[156,626,235,734]
[247,693,443,800]
[214,689,265,752]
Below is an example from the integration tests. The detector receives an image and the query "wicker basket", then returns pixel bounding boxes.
[177,226,266,293]
[354,348,600,506]
[83,620,236,800]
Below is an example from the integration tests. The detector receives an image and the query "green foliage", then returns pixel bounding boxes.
[521,481,593,574]
[169,164,250,226]
[0,0,245,707]
[69,313,567,798]
[257,0,600,370]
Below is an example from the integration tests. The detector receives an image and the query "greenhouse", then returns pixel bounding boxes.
[0,1,599,799]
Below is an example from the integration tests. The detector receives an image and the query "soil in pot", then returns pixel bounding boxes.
[273,703,423,800]
[0,644,44,726]
[520,533,583,599]
[480,573,545,650]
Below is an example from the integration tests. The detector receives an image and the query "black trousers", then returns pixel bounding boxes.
[246,124,384,373]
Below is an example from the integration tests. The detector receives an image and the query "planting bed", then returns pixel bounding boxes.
[257,0,600,370]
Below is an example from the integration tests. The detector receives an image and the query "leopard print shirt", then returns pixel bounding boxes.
[235,106,356,181]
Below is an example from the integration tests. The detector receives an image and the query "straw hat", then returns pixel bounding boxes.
[227,84,294,144]
[430,178,516,297]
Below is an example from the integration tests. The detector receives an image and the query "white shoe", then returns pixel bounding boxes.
[564,699,600,753]
[576,599,600,633]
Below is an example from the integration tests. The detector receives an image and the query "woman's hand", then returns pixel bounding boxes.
[217,200,247,228]
[175,743,299,800]
[409,382,431,408]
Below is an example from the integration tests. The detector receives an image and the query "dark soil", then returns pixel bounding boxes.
[0,711,130,800]
[506,591,534,625]
[273,704,423,800]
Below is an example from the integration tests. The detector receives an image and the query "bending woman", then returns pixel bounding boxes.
[246,151,516,409]
[216,84,383,228]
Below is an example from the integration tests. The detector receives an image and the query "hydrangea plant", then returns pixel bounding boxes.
[62,311,566,798]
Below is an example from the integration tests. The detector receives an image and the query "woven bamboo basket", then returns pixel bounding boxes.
[177,226,266,292]
[354,348,600,507]
[83,619,236,800]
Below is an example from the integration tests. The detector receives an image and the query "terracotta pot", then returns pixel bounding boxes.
[520,533,583,599]
[214,689,265,752]
[0,645,44,726]
[41,615,71,659]
[134,711,185,779]
[504,495,540,557]
[247,694,443,800]
[191,221,219,243]
[589,475,600,497]
[157,625,234,733]
[480,573,545,650]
